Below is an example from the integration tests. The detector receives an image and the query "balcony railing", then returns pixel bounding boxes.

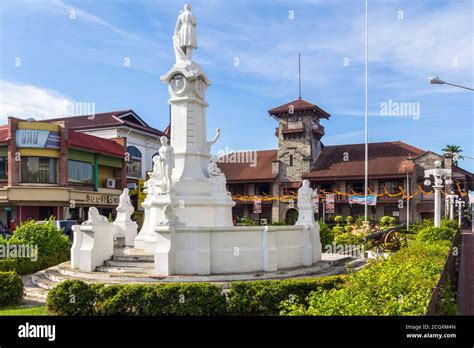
[312,124,325,135]
[282,121,304,133]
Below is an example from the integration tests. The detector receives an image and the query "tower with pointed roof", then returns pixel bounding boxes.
[268,97,330,185]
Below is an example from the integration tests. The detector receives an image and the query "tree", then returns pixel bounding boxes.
[442,145,464,166]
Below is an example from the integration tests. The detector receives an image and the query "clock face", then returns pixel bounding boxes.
[170,74,186,95]
[195,77,206,98]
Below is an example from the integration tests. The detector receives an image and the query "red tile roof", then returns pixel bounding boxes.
[218,150,278,182]
[268,98,330,119]
[0,126,8,144]
[68,130,124,157]
[303,141,425,180]
[46,110,166,137]
[218,142,427,182]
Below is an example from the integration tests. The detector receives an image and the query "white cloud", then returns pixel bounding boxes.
[0,81,76,124]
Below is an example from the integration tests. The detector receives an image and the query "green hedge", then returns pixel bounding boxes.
[0,271,24,306]
[0,219,70,275]
[227,276,347,315]
[47,276,347,316]
[417,226,456,243]
[47,280,227,316]
[280,241,450,315]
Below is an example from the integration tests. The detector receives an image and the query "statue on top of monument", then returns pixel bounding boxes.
[173,3,197,63]
[158,136,175,193]
[297,180,315,210]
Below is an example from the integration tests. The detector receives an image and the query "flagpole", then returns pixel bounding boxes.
[364,0,369,223]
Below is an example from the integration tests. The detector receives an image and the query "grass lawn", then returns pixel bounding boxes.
[0,305,49,316]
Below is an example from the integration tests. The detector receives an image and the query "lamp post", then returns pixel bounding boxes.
[456,199,465,228]
[403,165,410,230]
[424,161,452,227]
[446,192,458,220]
[428,77,474,91]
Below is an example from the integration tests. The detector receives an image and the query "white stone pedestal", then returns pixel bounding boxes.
[71,222,114,272]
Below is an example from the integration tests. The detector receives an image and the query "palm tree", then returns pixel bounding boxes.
[442,145,464,166]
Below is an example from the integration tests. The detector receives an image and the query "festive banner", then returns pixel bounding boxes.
[349,194,377,206]
[253,195,262,214]
[325,194,335,213]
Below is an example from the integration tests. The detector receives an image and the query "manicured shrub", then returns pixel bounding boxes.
[319,220,333,247]
[345,216,354,224]
[47,280,98,316]
[344,226,353,233]
[417,226,456,243]
[227,276,346,315]
[0,271,24,307]
[380,216,391,227]
[280,241,450,316]
[334,216,343,224]
[0,219,70,275]
[47,281,227,316]
[97,283,227,316]
[332,226,344,235]
[334,232,362,245]
[388,217,397,227]
[440,219,459,231]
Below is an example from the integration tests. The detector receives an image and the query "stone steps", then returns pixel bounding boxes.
[22,255,367,304]
[103,259,154,268]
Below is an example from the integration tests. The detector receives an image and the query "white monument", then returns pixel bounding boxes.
[148,4,322,276]
[113,188,138,247]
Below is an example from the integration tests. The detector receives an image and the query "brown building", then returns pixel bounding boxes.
[218,98,472,224]
[0,117,127,227]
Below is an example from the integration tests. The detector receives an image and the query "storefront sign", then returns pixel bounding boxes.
[16,129,60,149]
[85,194,119,205]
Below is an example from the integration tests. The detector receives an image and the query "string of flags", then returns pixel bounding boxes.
[231,182,468,204]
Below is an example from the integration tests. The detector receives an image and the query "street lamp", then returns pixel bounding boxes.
[403,165,410,230]
[456,199,465,228]
[424,160,452,227]
[428,76,474,91]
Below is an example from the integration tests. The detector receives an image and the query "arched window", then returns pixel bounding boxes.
[126,146,142,178]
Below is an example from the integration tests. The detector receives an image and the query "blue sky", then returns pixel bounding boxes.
[1,0,473,171]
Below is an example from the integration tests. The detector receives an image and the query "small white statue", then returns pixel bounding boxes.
[208,155,229,194]
[159,204,180,226]
[297,180,314,209]
[115,188,134,223]
[173,3,197,62]
[158,136,175,193]
[206,128,220,153]
[144,155,167,198]
[82,207,108,225]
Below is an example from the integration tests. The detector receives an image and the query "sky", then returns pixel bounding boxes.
[0,0,473,171]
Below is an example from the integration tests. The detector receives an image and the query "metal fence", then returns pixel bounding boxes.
[426,228,462,315]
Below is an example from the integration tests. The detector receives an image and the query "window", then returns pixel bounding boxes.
[256,183,271,195]
[20,157,57,184]
[0,157,7,180]
[379,181,402,193]
[68,160,93,185]
[347,182,364,194]
[126,146,142,178]
[289,155,293,166]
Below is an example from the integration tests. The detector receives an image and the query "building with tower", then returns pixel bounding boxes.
[218,97,472,225]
